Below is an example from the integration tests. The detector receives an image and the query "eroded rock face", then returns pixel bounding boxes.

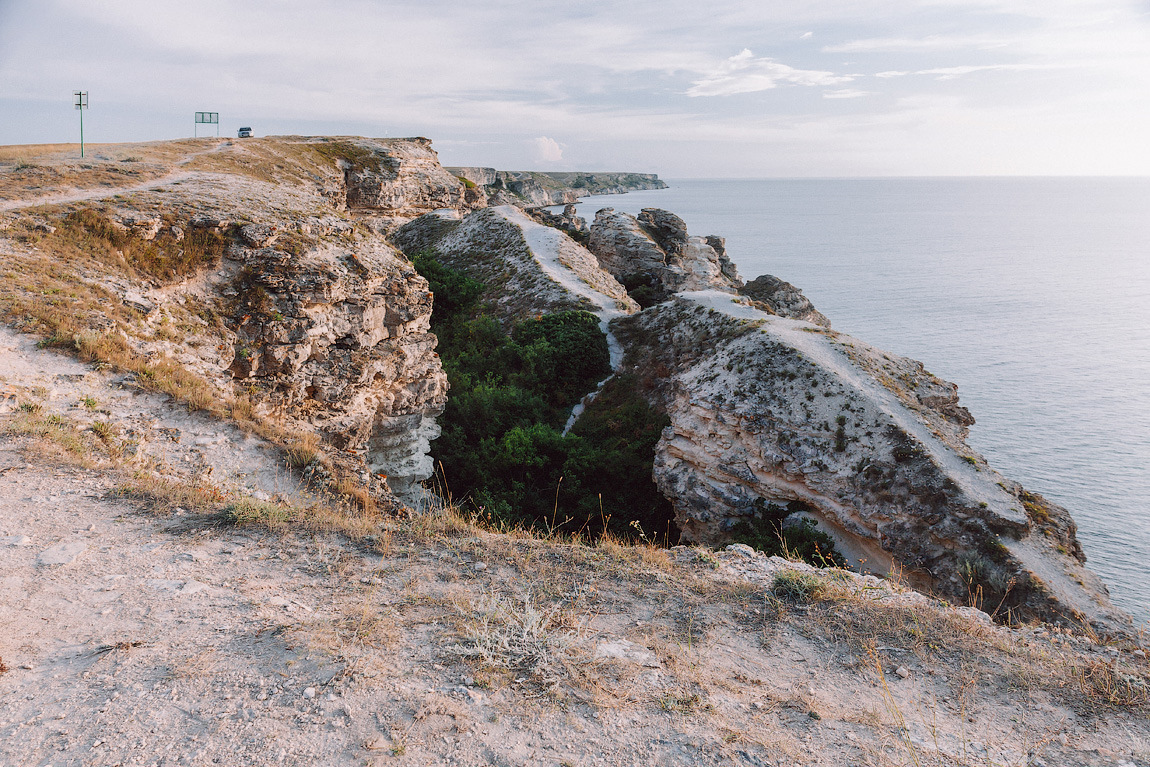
[613,291,1126,632]
[740,274,831,328]
[588,208,741,296]
[339,137,481,217]
[225,240,447,495]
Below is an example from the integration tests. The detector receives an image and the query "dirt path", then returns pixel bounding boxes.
[0,143,230,213]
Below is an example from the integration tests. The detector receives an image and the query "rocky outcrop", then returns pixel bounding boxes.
[326,137,482,217]
[7,135,463,503]
[524,204,588,238]
[612,291,1125,632]
[393,206,637,325]
[740,274,831,328]
[587,208,741,297]
[224,239,447,495]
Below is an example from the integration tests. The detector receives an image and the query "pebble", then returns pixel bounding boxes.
[473,562,488,571]
[725,543,757,557]
[895,666,911,679]
[303,687,316,699]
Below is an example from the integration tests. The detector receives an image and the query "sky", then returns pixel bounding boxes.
[1,0,1149,176]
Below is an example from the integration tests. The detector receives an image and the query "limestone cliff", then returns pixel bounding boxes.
[222,237,446,495]
[447,168,667,208]
[0,135,458,500]
[612,291,1125,631]
[337,137,485,216]
[12,134,1123,633]
[391,182,1122,630]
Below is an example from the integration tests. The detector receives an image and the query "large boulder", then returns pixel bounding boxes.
[588,208,742,297]
[740,274,831,328]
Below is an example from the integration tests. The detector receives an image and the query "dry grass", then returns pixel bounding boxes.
[5,407,110,466]
[37,208,227,283]
[1073,658,1150,707]
[0,219,378,514]
[450,591,586,694]
[284,431,322,469]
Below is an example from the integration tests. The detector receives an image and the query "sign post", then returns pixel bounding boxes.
[194,111,219,138]
[73,91,88,158]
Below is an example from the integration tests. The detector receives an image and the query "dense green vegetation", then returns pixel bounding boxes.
[728,499,843,566]
[411,249,840,562]
[412,250,676,542]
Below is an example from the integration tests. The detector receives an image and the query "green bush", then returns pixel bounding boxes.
[728,499,842,567]
[414,252,674,541]
[771,570,825,604]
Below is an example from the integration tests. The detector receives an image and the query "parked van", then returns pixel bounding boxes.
[237,127,252,138]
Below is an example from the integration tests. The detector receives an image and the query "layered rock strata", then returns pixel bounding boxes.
[2,135,465,502]
[612,291,1125,631]
[335,137,486,216]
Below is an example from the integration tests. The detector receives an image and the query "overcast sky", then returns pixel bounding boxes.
[2,0,1149,176]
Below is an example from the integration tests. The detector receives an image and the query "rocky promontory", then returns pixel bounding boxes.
[403,195,1128,632]
[447,168,667,207]
[2,135,1148,767]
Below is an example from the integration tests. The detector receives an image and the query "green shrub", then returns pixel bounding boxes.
[728,499,842,567]
[414,252,674,541]
[771,570,825,604]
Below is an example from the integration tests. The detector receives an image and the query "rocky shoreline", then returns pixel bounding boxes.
[447,167,668,208]
[0,135,1133,634]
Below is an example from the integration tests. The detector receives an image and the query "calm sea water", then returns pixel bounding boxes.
[567,178,1150,626]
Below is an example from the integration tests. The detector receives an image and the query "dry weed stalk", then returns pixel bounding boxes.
[450,591,585,694]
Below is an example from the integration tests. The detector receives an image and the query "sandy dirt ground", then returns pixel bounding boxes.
[1,299,1148,767]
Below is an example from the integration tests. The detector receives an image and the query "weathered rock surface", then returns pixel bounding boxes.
[525,203,588,236]
[337,137,483,217]
[2,135,462,502]
[740,274,831,328]
[612,291,1125,631]
[393,206,637,326]
[588,208,742,297]
[224,239,447,495]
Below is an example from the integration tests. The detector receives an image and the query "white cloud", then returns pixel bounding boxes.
[686,49,851,97]
[823,35,1010,53]
[531,136,564,163]
[876,63,1056,80]
[2,0,1149,175]
[822,89,874,99]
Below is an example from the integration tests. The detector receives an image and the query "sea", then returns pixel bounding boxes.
[562,178,1150,627]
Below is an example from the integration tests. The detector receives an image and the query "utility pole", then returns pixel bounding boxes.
[73,91,88,158]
